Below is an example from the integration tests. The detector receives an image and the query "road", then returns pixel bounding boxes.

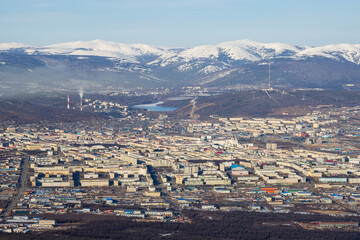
[311,187,359,214]
[1,155,29,217]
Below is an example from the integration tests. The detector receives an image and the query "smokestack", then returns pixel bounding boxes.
[67,94,70,109]
[80,99,83,111]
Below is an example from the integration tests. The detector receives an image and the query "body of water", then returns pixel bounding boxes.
[133,101,178,112]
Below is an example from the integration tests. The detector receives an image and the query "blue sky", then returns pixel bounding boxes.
[1,0,359,47]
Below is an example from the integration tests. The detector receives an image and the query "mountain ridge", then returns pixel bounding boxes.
[1,39,360,93]
[1,39,360,65]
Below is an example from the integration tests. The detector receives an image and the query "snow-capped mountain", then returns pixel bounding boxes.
[295,44,360,65]
[172,39,304,62]
[2,39,360,65]
[0,42,32,51]
[24,40,177,63]
[1,39,360,91]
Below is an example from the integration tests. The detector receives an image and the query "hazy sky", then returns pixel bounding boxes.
[1,0,359,47]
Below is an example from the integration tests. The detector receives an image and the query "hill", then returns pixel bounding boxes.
[0,99,104,123]
[168,90,360,119]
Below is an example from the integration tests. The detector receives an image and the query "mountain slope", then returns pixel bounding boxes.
[295,44,360,64]
[1,39,360,92]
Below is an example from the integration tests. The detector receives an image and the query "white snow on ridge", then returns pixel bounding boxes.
[41,40,171,60]
[0,42,32,50]
[295,44,360,64]
[1,39,360,65]
[176,43,258,62]
[179,45,222,59]
[217,39,303,58]
[171,39,304,63]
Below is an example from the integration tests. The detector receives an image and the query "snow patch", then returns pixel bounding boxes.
[198,65,224,74]
[178,63,194,71]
